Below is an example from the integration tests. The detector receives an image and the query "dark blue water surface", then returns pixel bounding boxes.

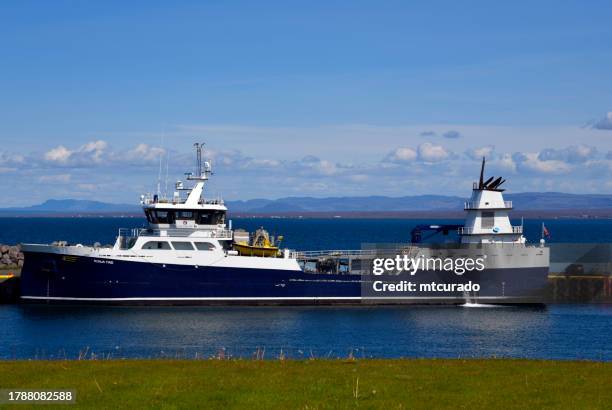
[0,217,611,360]
[0,305,610,360]
[1,217,611,248]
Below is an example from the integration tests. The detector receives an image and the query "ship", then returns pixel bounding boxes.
[20,144,549,305]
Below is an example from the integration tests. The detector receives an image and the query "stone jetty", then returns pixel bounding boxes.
[0,244,22,303]
[0,244,24,270]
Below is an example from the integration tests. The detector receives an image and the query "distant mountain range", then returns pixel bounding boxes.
[0,193,611,216]
[228,195,466,213]
[0,199,140,214]
[228,193,612,214]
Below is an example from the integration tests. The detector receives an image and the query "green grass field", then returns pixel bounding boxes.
[0,359,610,409]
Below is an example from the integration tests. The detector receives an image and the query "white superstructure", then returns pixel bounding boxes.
[115,142,234,253]
[24,143,301,272]
[460,158,525,244]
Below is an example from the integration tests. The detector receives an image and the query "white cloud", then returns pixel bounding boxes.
[44,140,109,165]
[386,147,417,163]
[122,143,165,162]
[215,150,281,170]
[495,153,517,172]
[44,145,72,163]
[297,156,338,176]
[3,135,612,204]
[592,112,612,130]
[417,142,450,162]
[584,159,612,173]
[466,145,495,160]
[215,151,341,178]
[43,141,168,168]
[0,151,25,173]
[0,151,24,164]
[249,158,282,168]
[513,152,572,174]
[81,140,108,163]
[538,144,597,163]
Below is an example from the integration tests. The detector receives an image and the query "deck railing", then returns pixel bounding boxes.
[290,249,382,259]
[118,228,233,239]
[141,196,225,206]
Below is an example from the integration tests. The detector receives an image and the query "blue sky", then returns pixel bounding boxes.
[1,1,611,206]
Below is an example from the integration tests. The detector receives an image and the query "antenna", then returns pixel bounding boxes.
[194,142,203,177]
[156,149,162,197]
[157,131,166,198]
[478,157,485,189]
[164,148,170,199]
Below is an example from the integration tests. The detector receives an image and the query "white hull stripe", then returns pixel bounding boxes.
[21,295,517,301]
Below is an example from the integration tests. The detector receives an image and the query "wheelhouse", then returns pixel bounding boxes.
[144,208,226,226]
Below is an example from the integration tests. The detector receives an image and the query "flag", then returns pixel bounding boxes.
[542,224,551,238]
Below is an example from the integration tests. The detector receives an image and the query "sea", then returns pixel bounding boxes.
[0,217,611,361]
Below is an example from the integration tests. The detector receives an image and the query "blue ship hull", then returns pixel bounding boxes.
[20,251,548,305]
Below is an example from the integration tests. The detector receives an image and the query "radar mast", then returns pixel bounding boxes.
[187,142,212,181]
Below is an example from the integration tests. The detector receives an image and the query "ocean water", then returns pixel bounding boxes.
[1,217,611,360]
[1,217,611,248]
[0,304,610,360]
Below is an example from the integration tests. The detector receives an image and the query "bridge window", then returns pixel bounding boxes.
[154,210,175,224]
[196,210,226,225]
[142,241,171,250]
[177,211,194,219]
[172,242,195,250]
[194,242,216,251]
[145,210,156,223]
[481,211,495,229]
